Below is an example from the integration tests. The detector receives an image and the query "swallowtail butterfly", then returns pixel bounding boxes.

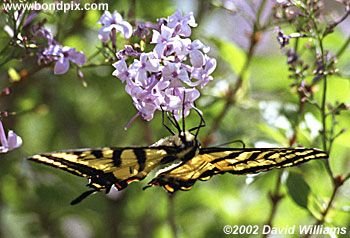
[28,111,327,204]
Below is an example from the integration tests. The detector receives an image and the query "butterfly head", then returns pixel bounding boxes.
[151,131,200,150]
[179,131,199,149]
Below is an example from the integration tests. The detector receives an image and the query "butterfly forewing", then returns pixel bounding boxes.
[28,147,171,191]
[147,147,328,192]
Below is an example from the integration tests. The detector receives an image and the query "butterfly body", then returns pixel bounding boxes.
[28,131,327,204]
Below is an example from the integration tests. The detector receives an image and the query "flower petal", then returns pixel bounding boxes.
[7,130,23,151]
[0,121,8,148]
[54,57,70,74]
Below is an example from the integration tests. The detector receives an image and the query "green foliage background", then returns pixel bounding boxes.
[0,0,349,237]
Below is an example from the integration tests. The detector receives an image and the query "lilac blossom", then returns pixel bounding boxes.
[53,47,86,74]
[162,62,190,83]
[134,22,153,39]
[112,59,130,83]
[98,11,133,43]
[35,26,86,75]
[116,45,140,58]
[112,11,216,121]
[167,10,197,37]
[0,121,22,153]
[190,57,217,87]
[130,53,160,83]
[151,25,177,58]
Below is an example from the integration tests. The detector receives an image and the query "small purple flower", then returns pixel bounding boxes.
[112,59,130,82]
[116,45,140,59]
[162,62,190,84]
[39,44,86,75]
[134,21,158,39]
[163,87,200,119]
[187,40,209,66]
[130,53,160,83]
[98,11,133,43]
[54,47,86,75]
[191,57,217,88]
[167,10,197,37]
[35,26,86,75]
[134,95,159,121]
[151,25,176,57]
[38,44,59,64]
[0,121,22,153]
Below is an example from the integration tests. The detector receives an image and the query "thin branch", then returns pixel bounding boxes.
[262,170,284,238]
[324,4,350,36]
[318,38,334,180]
[344,173,350,182]
[314,175,345,225]
[336,34,350,59]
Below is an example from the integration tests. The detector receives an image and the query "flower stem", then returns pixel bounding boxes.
[262,170,284,238]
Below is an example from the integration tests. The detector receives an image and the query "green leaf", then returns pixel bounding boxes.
[286,172,311,209]
[211,37,245,74]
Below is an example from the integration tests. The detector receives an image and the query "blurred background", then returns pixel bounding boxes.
[0,0,349,237]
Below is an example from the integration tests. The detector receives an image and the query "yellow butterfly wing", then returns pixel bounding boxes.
[28,147,172,191]
[147,148,328,192]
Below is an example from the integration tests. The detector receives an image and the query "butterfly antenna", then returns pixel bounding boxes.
[161,106,175,135]
[165,111,179,134]
[189,106,206,139]
[214,140,246,148]
[182,91,186,132]
[170,111,182,134]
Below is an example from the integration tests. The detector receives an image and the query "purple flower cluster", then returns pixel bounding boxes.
[0,120,22,153]
[35,26,86,75]
[112,11,216,121]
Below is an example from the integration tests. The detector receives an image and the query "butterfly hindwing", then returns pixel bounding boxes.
[146,153,217,192]
[147,147,328,192]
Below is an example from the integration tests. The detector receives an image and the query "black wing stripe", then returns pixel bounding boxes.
[29,155,121,190]
[29,155,103,177]
[112,150,122,167]
[149,148,328,193]
[241,151,260,162]
[91,150,103,158]
[226,151,326,174]
[231,150,324,169]
[133,149,146,172]
[210,151,242,163]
